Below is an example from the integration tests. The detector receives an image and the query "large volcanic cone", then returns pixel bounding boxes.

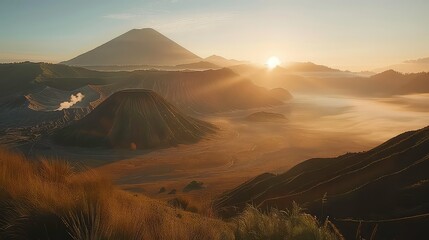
[54,89,215,149]
[61,28,201,66]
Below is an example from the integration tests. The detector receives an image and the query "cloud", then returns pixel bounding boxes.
[104,13,137,20]
[403,57,429,64]
[57,93,85,110]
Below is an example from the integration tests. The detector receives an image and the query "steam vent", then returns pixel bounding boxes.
[54,89,216,149]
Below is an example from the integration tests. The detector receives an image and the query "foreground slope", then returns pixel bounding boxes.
[54,89,216,149]
[216,125,429,239]
[0,149,343,240]
[0,149,233,240]
[62,28,201,66]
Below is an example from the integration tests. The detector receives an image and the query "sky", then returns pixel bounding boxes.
[1,0,429,71]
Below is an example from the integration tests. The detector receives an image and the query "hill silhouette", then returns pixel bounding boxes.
[62,28,201,66]
[175,61,220,70]
[371,69,403,80]
[268,88,293,101]
[54,90,216,149]
[229,63,429,97]
[215,125,429,239]
[283,62,341,72]
[367,70,429,95]
[204,55,247,67]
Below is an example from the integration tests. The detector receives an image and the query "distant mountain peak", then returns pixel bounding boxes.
[62,28,201,67]
[206,55,226,60]
[130,27,156,31]
[124,28,163,36]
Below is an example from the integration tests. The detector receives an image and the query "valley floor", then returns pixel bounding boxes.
[31,93,429,204]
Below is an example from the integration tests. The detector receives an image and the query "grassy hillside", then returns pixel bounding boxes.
[0,149,231,239]
[215,125,429,239]
[0,149,342,240]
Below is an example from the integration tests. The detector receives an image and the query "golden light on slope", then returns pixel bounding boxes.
[266,56,281,69]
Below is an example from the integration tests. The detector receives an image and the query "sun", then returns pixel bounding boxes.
[266,56,281,69]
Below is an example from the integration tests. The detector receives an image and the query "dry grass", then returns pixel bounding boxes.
[0,149,232,240]
[0,148,343,239]
[233,203,343,240]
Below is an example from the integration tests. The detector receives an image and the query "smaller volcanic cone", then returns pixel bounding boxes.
[54,89,216,149]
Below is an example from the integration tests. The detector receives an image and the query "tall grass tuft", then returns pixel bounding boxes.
[233,203,342,240]
[0,149,232,240]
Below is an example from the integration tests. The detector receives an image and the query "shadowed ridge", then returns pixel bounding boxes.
[215,125,429,238]
[54,89,216,149]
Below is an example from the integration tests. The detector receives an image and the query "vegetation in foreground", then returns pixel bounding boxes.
[0,149,342,240]
[234,204,343,240]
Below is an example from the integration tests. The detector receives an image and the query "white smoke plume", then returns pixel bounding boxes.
[56,92,85,110]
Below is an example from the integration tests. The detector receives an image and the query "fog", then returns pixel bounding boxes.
[39,92,429,200]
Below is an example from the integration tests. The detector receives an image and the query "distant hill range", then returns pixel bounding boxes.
[215,125,429,239]
[204,55,248,67]
[175,61,220,70]
[229,63,429,97]
[0,62,283,114]
[375,57,429,73]
[54,90,215,149]
[61,28,201,67]
[283,62,341,72]
[173,55,248,70]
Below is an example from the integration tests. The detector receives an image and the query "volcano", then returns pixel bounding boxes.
[61,28,201,66]
[54,90,215,149]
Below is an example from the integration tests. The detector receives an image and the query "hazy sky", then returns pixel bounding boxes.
[1,0,429,71]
